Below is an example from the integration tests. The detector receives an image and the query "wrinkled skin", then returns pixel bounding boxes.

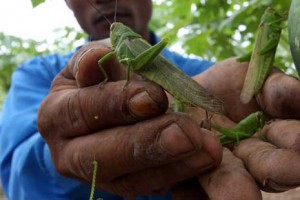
[193,58,300,196]
[37,0,300,199]
[38,41,300,199]
[38,41,223,198]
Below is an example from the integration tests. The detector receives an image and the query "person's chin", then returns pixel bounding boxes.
[114,16,134,27]
[92,23,111,40]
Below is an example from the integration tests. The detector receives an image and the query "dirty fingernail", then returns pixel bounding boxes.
[159,123,201,156]
[129,91,163,117]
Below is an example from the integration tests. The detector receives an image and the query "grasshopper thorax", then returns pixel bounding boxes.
[110,22,142,49]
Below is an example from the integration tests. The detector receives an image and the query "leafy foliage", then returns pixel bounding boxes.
[0,28,86,110]
[151,0,295,75]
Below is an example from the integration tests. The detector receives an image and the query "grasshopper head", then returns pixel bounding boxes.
[260,7,287,26]
[110,22,142,48]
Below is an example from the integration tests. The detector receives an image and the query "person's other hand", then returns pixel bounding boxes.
[182,58,300,199]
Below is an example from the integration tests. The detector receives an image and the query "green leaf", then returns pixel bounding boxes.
[151,0,295,75]
[0,27,86,110]
[31,0,46,8]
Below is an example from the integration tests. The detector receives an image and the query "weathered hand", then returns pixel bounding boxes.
[191,58,300,197]
[37,40,222,198]
[172,148,262,200]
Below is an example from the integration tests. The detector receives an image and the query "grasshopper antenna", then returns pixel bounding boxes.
[87,0,111,25]
[114,0,118,22]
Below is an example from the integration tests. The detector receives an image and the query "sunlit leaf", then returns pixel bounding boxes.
[0,27,86,110]
[151,0,294,75]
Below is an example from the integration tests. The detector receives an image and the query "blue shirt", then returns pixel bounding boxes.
[0,34,212,200]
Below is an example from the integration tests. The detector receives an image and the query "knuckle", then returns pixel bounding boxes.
[37,97,57,139]
[53,143,91,181]
[38,90,91,138]
[66,90,91,132]
[52,152,69,176]
[291,131,300,153]
[55,89,93,137]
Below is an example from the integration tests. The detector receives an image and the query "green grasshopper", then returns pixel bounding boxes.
[87,0,224,114]
[87,1,224,198]
[98,22,224,114]
[239,7,286,104]
[212,111,266,145]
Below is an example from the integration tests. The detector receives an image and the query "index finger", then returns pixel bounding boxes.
[38,39,169,138]
[38,80,168,138]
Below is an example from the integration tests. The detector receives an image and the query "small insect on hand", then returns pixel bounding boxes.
[238,7,287,104]
[212,111,266,145]
[87,0,224,114]
[99,22,224,114]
